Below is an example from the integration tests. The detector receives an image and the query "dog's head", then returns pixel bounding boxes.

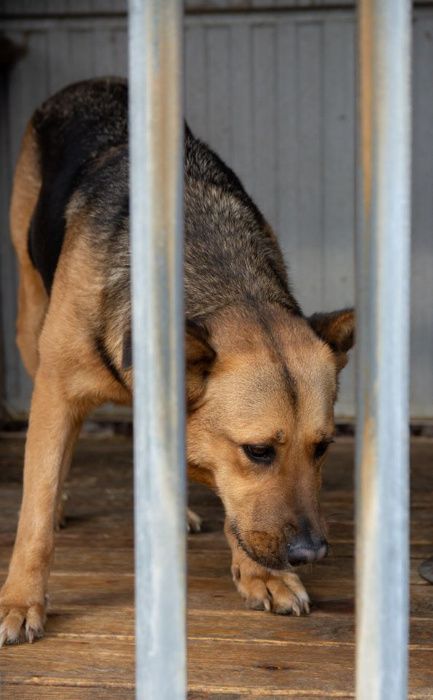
[186,304,354,570]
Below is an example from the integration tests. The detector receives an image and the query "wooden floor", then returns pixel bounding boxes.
[0,433,433,698]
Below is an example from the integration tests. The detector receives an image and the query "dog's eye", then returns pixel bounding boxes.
[242,444,276,464]
[314,439,333,461]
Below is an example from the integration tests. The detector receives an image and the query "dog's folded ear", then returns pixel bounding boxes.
[185,320,216,407]
[308,308,355,371]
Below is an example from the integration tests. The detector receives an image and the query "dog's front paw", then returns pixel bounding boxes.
[231,558,310,616]
[0,588,46,646]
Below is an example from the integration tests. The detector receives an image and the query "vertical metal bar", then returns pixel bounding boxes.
[128,2,186,699]
[356,1,411,699]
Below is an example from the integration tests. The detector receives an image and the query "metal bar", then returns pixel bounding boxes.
[356,1,412,699]
[128,2,186,699]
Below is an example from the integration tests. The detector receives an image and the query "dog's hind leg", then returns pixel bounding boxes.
[10,123,48,379]
[15,258,48,380]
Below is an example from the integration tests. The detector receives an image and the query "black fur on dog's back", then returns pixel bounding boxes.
[28,77,301,381]
[29,77,128,292]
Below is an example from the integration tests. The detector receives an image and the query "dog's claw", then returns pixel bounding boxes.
[246,592,272,612]
[55,491,69,531]
[25,623,43,645]
[25,613,44,645]
[288,598,301,617]
[187,508,202,534]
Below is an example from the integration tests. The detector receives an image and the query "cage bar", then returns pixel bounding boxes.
[356,1,412,698]
[128,1,186,698]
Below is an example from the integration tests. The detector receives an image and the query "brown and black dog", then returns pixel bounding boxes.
[0,78,354,645]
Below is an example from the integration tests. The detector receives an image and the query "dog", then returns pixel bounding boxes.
[0,77,354,645]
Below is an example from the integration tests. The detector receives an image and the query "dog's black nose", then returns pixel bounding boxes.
[286,533,328,566]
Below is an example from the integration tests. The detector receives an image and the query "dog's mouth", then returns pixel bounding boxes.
[230,520,291,571]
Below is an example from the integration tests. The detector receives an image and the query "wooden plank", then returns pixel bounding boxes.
[0,637,134,688]
[187,638,433,698]
[187,694,354,700]
[0,687,133,700]
[189,610,433,649]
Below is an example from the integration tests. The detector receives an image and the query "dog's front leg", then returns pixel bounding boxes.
[0,367,82,645]
[224,519,310,616]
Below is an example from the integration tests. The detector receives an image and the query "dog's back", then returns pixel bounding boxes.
[11,77,302,389]
[24,77,298,323]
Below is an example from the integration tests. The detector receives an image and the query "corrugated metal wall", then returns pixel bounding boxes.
[1,2,433,418]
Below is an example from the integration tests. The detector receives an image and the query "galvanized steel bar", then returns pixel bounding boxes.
[356,1,411,699]
[128,2,186,699]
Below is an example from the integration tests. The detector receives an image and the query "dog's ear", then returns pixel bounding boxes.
[308,308,355,371]
[185,321,216,407]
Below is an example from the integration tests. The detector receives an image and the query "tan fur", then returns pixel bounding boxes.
[187,307,336,563]
[10,124,48,378]
[1,125,354,645]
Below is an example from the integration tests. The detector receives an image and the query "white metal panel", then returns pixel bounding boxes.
[1,9,433,418]
[322,19,356,415]
[0,1,359,16]
[411,14,433,418]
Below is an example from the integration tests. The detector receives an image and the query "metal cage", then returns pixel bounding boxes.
[128,1,412,697]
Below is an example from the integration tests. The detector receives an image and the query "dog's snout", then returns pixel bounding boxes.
[286,532,328,566]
